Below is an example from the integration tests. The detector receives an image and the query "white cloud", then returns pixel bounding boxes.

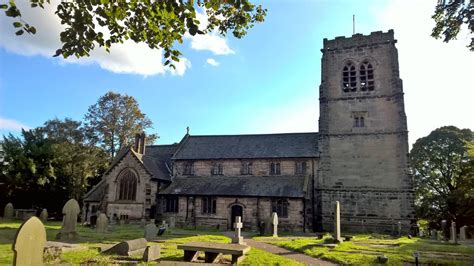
[0,117,30,131]
[185,8,235,55]
[206,58,220,66]
[376,0,474,147]
[0,1,190,76]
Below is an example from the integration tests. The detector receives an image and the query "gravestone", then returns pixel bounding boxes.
[169,217,176,228]
[161,220,169,230]
[12,216,47,266]
[459,226,467,240]
[398,221,402,236]
[56,199,80,240]
[96,213,108,233]
[450,221,457,244]
[430,229,437,240]
[232,216,245,244]
[437,230,443,241]
[39,208,48,223]
[271,212,278,237]
[140,219,146,228]
[441,220,448,241]
[102,238,148,256]
[334,201,342,243]
[4,203,14,220]
[142,245,161,262]
[144,223,158,240]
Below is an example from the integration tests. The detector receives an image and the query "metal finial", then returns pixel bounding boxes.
[186,126,190,135]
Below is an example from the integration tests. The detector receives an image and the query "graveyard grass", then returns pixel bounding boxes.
[0,220,301,265]
[255,234,474,265]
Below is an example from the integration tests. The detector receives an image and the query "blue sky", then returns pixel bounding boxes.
[0,0,473,147]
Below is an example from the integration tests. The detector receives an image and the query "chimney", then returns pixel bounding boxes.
[134,133,141,153]
[139,132,146,155]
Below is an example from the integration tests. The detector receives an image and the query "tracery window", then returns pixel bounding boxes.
[118,168,137,201]
[183,162,194,175]
[271,198,289,218]
[211,162,223,175]
[270,162,281,175]
[359,61,374,91]
[202,196,217,214]
[295,161,307,175]
[342,62,357,92]
[241,161,253,175]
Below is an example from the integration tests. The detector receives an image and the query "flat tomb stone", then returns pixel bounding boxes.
[177,242,250,264]
[102,238,148,256]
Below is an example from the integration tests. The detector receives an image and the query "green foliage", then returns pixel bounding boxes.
[2,0,266,67]
[0,118,108,214]
[410,126,474,228]
[431,0,473,51]
[84,91,157,159]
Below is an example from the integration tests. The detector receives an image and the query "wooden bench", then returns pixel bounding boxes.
[177,242,250,264]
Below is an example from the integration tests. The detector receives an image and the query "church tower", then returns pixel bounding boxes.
[316,30,415,232]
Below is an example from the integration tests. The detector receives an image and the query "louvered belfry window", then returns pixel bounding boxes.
[342,63,357,92]
[359,61,374,91]
[118,169,137,201]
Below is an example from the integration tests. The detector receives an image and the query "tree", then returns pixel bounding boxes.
[410,126,474,228]
[431,0,473,51]
[85,91,157,159]
[0,0,266,66]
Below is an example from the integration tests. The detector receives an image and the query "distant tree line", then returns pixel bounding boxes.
[0,91,157,217]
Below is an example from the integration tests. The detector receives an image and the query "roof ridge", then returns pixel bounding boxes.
[187,132,319,138]
[146,144,179,147]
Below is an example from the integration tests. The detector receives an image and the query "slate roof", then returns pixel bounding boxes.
[172,133,319,160]
[83,180,105,202]
[142,144,178,181]
[160,176,308,198]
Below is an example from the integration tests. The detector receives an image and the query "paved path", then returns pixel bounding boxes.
[244,238,337,266]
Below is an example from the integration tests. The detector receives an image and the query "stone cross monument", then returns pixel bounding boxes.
[271,212,279,237]
[232,216,245,244]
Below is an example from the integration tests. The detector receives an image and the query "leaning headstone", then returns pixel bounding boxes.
[56,199,80,240]
[102,238,148,256]
[334,201,342,243]
[271,212,279,237]
[232,216,245,244]
[144,223,158,240]
[169,217,176,228]
[39,208,48,223]
[142,245,161,262]
[430,229,437,240]
[450,221,457,244]
[459,226,467,240]
[12,216,47,266]
[96,213,108,233]
[3,203,14,220]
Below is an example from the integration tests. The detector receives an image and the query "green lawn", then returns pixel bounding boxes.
[254,234,474,265]
[0,220,301,265]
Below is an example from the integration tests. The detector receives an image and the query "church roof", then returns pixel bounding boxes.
[172,132,319,160]
[160,175,308,198]
[142,144,178,181]
[83,179,105,202]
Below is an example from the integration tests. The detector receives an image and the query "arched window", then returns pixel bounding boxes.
[118,169,138,201]
[359,61,374,91]
[342,63,357,92]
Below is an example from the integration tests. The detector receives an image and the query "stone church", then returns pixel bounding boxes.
[83,30,415,233]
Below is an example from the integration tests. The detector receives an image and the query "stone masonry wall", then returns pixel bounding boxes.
[173,158,317,177]
[158,196,306,232]
[103,151,158,220]
[317,30,415,233]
